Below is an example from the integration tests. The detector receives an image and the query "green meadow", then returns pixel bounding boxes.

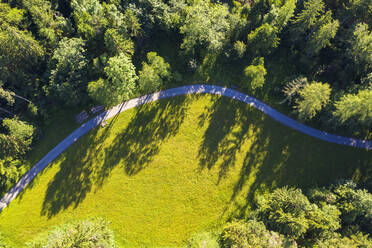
[0,95,370,247]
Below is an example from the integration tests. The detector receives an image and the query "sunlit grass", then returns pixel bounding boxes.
[0,95,370,247]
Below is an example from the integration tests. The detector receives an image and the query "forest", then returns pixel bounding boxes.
[0,0,371,195]
[0,0,371,246]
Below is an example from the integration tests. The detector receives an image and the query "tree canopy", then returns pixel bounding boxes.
[295,82,331,120]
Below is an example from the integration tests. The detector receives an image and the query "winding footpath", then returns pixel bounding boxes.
[0,84,371,212]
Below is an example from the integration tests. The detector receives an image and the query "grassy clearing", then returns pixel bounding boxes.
[0,94,370,247]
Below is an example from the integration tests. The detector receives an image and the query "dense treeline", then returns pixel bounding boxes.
[0,0,370,228]
[186,181,372,248]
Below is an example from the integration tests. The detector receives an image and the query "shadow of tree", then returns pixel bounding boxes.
[198,96,252,182]
[40,129,100,218]
[39,93,371,221]
[225,120,372,220]
[95,96,190,186]
[197,96,372,221]
[41,96,190,218]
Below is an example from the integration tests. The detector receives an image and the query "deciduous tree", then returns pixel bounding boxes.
[138,52,171,93]
[48,38,88,106]
[180,0,230,54]
[88,53,138,106]
[0,117,35,157]
[221,220,297,248]
[25,218,116,248]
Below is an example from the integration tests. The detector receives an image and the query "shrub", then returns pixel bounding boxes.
[25,218,116,248]
[184,232,219,248]
[221,220,297,248]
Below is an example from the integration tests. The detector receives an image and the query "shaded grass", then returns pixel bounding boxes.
[0,95,370,247]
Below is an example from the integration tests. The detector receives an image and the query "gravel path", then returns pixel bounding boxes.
[1,84,370,212]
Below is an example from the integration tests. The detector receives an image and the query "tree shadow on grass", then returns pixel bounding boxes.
[197,96,372,221]
[198,96,252,182]
[40,96,190,218]
[95,95,191,186]
[225,116,372,220]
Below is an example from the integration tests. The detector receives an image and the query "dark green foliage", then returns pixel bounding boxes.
[295,82,331,120]
[348,23,372,76]
[48,38,88,106]
[256,187,341,240]
[88,53,138,106]
[104,28,134,57]
[221,220,297,248]
[25,218,116,248]
[333,88,372,127]
[180,0,231,54]
[0,157,23,196]
[292,0,325,31]
[264,0,296,31]
[332,181,372,234]
[0,3,44,90]
[0,82,15,106]
[71,0,106,40]
[247,23,280,56]
[0,117,35,158]
[138,52,172,93]
[219,183,372,247]
[22,0,69,46]
[243,57,267,91]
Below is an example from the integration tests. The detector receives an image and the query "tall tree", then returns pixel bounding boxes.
[333,88,372,127]
[256,187,340,239]
[243,57,267,91]
[22,0,69,46]
[0,3,44,91]
[348,23,372,76]
[48,38,88,106]
[71,0,105,40]
[306,16,339,55]
[0,82,38,115]
[104,28,134,57]
[0,117,35,158]
[247,23,280,56]
[138,52,172,94]
[292,0,325,31]
[88,53,138,106]
[295,82,331,120]
[180,0,230,54]
[264,0,296,31]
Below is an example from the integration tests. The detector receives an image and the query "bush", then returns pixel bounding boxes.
[184,232,219,248]
[221,220,296,248]
[25,218,116,248]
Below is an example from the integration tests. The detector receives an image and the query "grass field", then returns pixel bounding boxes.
[0,94,370,247]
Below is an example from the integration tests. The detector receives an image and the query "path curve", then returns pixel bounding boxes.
[0,84,371,212]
